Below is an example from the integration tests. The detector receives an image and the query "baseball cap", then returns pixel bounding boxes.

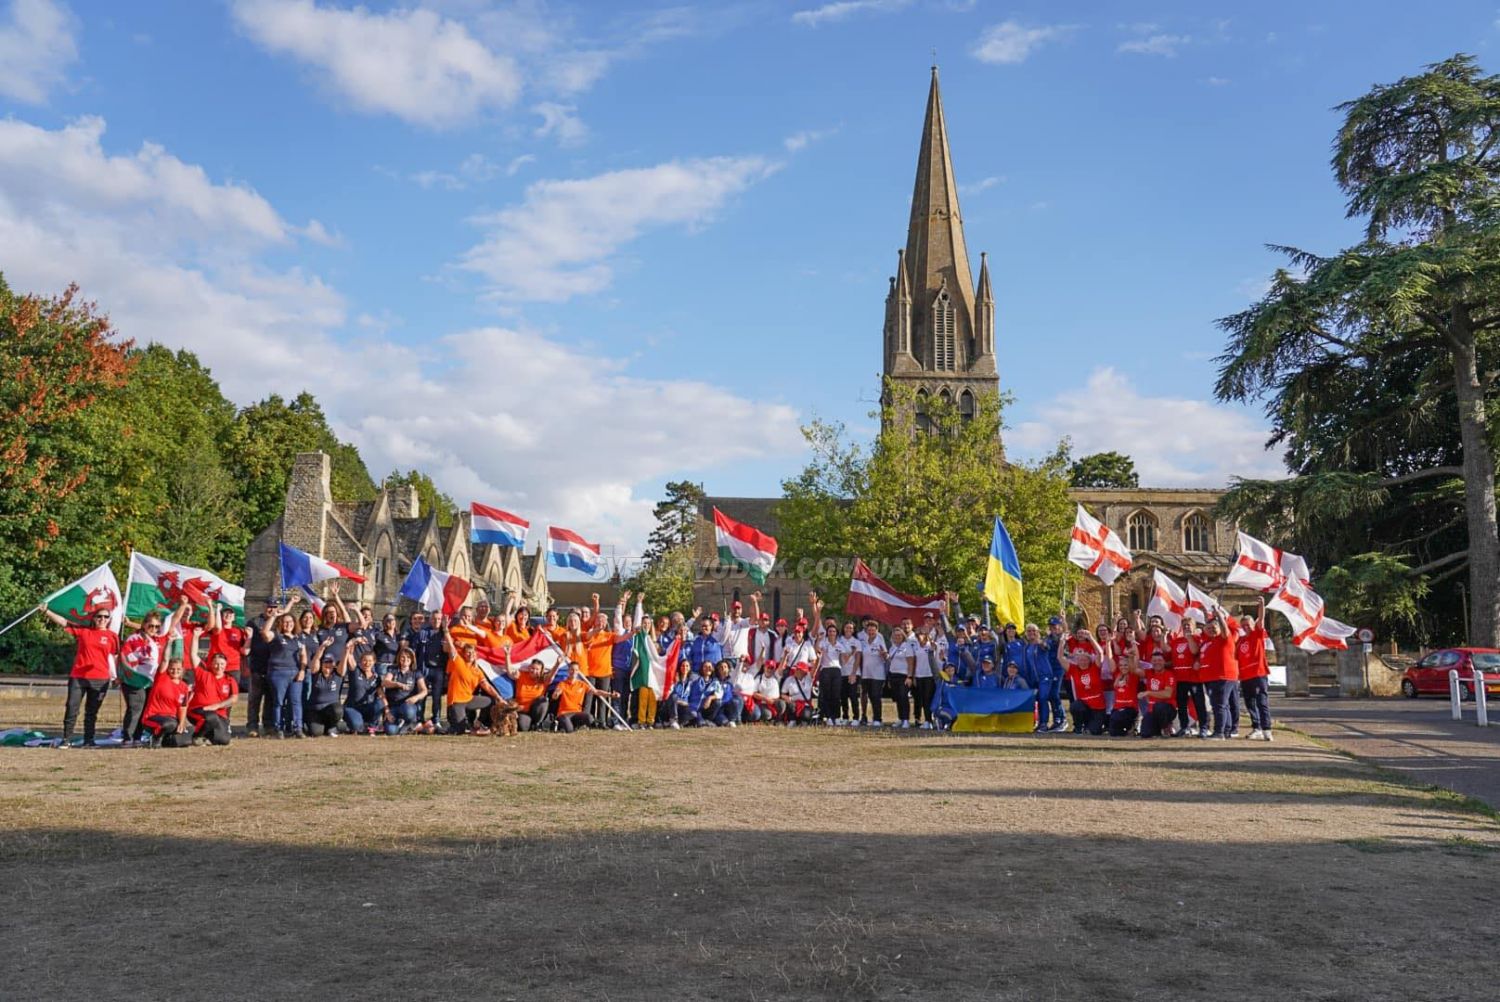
[1047,615,1063,626]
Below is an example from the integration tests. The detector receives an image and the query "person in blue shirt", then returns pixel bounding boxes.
[1019,623,1056,732]
[1001,661,1030,690]
[711,661,742,727]
[1000,624,1025,678]
[305,650,346,737]
[665,670,696,729]
[973,657,1001,689]
[1042,616,1068,731]
[684,617,724,672]
[610,592,638,729]
[380,648,427,734]
[971,627,998,676]
[342,652,385,734]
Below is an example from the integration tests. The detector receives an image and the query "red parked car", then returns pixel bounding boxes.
[1401,648,1500,699]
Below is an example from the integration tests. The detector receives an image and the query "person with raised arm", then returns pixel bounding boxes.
[442,621,508,735]
[140,658,193,748]
[39,598,121,748]
[1190,603,1242,741]
[187,650,239,746]
[1236,598,1273,741]
[118,597,191,744]
[257,595,306,738]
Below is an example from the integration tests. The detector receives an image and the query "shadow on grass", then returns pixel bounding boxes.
[2,826,1497,1001]
[823,785,1476,813]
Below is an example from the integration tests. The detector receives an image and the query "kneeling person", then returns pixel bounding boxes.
[188,652,239,746]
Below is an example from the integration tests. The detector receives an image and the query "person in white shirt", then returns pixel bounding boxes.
[836,621,860,724]
[856,619,889,726]
[732,661,763,723]
[749,610,776,666]
[815,623,844,725]
[755,662,783,723]
[716,591,761,665]
[887,627,917,728]
[779,618,818,673]
[910,626,938,729]
[780,663,814,724]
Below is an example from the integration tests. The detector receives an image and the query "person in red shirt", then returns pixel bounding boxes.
[206,604,248,688]
[1190,607,1241,739]
[1139,651,1178,738]
[40,603,121,747]
[141,659,192,748]
[188,651,240,746]
[1062,643,1108,735]
[1168,620,1208,737]
[1236,598,1273,741]
[1108,652,1142,736]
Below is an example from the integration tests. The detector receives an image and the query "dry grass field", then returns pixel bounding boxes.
[2,688,1498,1001]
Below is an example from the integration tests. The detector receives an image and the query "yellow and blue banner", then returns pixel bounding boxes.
[982,515,1025,627]
[933,684,1036,733]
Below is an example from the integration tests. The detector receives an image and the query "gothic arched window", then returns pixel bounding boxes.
[1127,510,1158,552]
[933,291,956,371]
[960,390,974,422]
[915,390,931,435]
[1183,512,1211,553]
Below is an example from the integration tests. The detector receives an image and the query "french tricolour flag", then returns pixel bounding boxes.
[398,555,472,616]
[546,526,601,575]
[471,502,529,548]
[279,542,366,590]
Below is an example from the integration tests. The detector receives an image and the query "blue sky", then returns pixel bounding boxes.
[1,0,1494,565]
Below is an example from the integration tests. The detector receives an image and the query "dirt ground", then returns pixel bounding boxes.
[2,689,1498,1001]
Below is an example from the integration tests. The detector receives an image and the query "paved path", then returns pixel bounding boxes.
[1276,697,1500,810]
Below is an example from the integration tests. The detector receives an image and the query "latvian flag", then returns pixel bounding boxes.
[845,558,945,627]
[471,502,529,548]
[398,555,471,616]
[547,526,601,575]
[1067,505,1132,586]
[713,507,777,585]
[279,542,365,591]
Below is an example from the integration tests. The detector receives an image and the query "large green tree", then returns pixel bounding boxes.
[642,480,704,563]
[1216,54,1500,644]
[777,384,1074,619]
[1069,451,1139,488]
[626,481,705,613]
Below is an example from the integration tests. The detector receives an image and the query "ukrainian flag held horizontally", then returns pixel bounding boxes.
[934,685,1036,733]
[982,515,1025,628]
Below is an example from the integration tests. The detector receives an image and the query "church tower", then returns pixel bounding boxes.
[883,67,999,430]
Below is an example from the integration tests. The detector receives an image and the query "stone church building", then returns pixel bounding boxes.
[697,69,1255,626]
[243,451,553,613]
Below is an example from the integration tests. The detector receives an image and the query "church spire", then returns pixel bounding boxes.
[975,251,995,358]
[904,64,976,343]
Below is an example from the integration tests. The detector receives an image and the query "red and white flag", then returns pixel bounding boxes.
[1185,582,1221,624]
[1269,578,1356,651]
[1067,505,1133,586]
[1226,531,1312,594]
[845,559,945,627]
[1146,570,1189,631]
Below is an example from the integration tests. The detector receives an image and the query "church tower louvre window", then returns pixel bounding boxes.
[933,289,956,371]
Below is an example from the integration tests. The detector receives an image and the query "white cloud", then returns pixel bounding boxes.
[533,101,587,146]
[0,115,801,556]
[971,20,1077,64]
[783,128,835,152]
[0,0,76,104]
[1008,367,1285,486]
[506,153,536,176]
[230,0,522,129]
[409,152,511,191]
[460,156,781,302]
[1118,33,1192,56]
[960,175,1005,195]
[1206,75,1231,86]
[791,0,911,27]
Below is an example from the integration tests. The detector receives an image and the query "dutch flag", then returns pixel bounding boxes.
[279,542,366,590]
[546,526,601,575]
[398,556,472,616]
[470,502,529,548]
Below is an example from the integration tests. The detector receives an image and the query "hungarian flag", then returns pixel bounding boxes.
[1146,570,1188,631]
[1226,531,1311,593]
[43,562,123,632]
[630,629,683,698]
[846,558,945,627]
[127,552,244,624]
[713,507,778,584]
[1067,504,1132,585]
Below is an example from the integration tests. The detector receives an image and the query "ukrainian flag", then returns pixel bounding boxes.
[983,515,1025,627]
[934,685,1036,733]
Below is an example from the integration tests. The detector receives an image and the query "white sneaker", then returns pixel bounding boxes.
[920,721,933,730]
[728,721,738,728]
[1264,730,1274,742]
[822,719,833,726]
[870,720,882,728]
[899,720,910,729]
[1248,728,1264,741]
[669,721,680,730]
[788,720,797,728]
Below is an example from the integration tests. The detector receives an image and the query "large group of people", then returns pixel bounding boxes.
[40,583,1274,747]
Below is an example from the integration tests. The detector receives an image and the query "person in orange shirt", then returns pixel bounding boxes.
[449,606,505,657]
[541,607,569,646]
[502,602,534,648]
[552,663,612,733]
[442,628,509,735]
[509,656,554,732]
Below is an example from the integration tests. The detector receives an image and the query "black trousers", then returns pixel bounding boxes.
[306,703,341,736]
[245,672,275,732]
[556,711,592,733]
[1070,703,1105,735]
[517,697,550,732]
[817,667,842,721]
[1241,676,1272,731]
[888,674,910,722]
[120,684,147,740]
[1141,701,1177,738]
[1107,707,1138,737]
[841,674,859,720]
[449,695,493,733]
[1175,681,1207,731]
[63,677,110,743]
[862,677,885,723]
[912,676,936,724]
[189,710,232,745]
[143,713,191,747]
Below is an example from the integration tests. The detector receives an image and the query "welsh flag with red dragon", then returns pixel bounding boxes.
[126,552,245,624]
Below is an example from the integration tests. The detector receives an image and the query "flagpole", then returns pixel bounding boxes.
[0,605,40,637]
[538,629,634,731]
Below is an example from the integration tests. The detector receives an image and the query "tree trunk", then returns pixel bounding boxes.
[1450,323,1500,646]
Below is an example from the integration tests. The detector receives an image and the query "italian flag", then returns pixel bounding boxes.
[127,552,245,624]
[630,630,683,698]
[43,562,124,631]
[713,507,778,585]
